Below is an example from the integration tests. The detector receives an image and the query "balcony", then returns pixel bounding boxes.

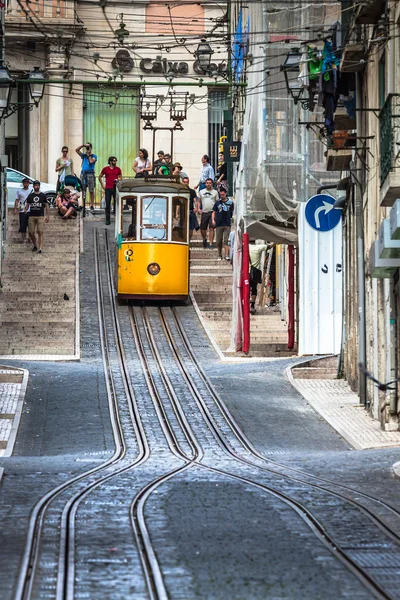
[6,0,83,35]
[326,149,353,172]
[380,94,400,207]
[354,0,387,24]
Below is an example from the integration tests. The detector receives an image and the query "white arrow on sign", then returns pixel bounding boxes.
[314,201,334,229]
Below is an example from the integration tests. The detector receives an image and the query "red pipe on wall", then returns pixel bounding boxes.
[241,232,250,354]
[288,244,295,350]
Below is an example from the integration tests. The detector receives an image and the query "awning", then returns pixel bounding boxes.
[245,218,298,244]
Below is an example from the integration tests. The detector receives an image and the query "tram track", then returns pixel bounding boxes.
[132,303,400,600]
[12,226,400,600]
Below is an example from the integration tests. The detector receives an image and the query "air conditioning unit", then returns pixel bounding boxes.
[390,199,400,240]
[369,240,400,278]
[378,218,400,258]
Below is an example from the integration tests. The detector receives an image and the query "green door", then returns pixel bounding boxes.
[83,86,138,203]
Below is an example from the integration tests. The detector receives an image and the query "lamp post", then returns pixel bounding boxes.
[27,66,45,106]
[195,39,213,74]
[282,48,310,110]
[0,64,13,119]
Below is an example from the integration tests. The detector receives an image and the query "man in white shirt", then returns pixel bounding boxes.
[198,178,218,249]
[14,177,31,242]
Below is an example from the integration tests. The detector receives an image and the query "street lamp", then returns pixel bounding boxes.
[0,64,14,119]
[27,67,45,106]
[195,39,213,74]
[282,48,309,110]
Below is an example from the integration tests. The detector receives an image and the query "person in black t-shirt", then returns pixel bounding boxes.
[212,189,234,260]
[25,181,50,254]
[183,176,199,240]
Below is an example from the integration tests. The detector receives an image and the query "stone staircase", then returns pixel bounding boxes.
[0,209,79,356]
[190,232,294,357]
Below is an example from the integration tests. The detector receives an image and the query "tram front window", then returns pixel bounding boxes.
[121,196,137,239]
[172,197,188,243]
[141,196,168,241]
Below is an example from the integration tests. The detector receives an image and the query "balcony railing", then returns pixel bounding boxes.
[6,0,75,20]
[380,94,400,187]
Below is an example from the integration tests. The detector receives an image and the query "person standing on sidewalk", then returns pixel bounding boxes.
[75,142,97,210]
[14,177,31,242]
[198,178,218,249]
[98,156,122,225]
[25,181,50,254]
[212,189,234,260]
[55,146,74,194]
[249,240,274,314]
[195,155,215,192]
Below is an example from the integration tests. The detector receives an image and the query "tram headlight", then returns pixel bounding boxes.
[147,262,161,276]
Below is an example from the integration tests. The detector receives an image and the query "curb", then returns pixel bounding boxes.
[0,366,29,458]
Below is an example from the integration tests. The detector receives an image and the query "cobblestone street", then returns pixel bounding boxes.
[0,220,400,599]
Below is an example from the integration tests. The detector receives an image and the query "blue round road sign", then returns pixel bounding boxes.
[305,194,342,232]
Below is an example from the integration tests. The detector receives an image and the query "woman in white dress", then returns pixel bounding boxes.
[132,148,152,178]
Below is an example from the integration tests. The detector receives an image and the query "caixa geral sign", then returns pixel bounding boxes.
[140,57,227,76]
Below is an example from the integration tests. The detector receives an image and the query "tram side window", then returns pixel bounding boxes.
[121,197,137,239]
[172,197,188,243]
[141,196,168,241]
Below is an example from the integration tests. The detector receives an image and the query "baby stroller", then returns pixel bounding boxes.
[59,175,83,211]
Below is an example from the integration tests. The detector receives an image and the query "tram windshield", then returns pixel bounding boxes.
[121,196,137,239]
[141,196,168,241]
[172,197,188,243]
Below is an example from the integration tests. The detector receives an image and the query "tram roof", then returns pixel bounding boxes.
[116,177,189,195]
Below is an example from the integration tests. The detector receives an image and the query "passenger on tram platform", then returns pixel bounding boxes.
[133,149,152,178]
[153,150,165,175]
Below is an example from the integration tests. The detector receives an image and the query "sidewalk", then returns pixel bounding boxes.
[0,367,28,457]
[287,367,400,450]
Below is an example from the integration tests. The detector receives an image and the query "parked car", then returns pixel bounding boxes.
[6,168,57,207]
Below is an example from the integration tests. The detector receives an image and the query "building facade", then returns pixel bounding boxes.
[4,0,227,193]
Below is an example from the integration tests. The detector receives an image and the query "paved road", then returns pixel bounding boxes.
[1,219,400,599]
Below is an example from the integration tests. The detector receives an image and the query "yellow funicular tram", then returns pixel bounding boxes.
[114,176,190,301]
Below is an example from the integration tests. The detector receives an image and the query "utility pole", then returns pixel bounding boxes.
[0,0,6,286]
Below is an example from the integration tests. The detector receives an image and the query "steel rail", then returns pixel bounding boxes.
[57,229,151,600]
[13,230,130,600]
[170,307,400,534]
[152,307,395,600]
[129,305,203,600]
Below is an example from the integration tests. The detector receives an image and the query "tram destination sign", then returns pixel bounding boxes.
[224,141,242,162]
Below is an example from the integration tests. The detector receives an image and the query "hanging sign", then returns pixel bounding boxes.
[224,141,242,162]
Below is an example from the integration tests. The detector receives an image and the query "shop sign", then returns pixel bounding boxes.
[139,57,227,76]
[224,141,242,162]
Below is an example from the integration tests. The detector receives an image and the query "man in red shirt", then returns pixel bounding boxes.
[98,156,122,225]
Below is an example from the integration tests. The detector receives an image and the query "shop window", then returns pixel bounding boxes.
[141,195,168,241]
[172,196,188,243]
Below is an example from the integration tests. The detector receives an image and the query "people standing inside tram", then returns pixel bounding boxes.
[216,152,228,193]
[133,148,152,178]
[198,178,218,249]
[98,156,122,225]
[55,146,74,194]
[153,150,165,174]
[212,189,234,261]
[75,142,97,210]
[195,155,215,192]
[161,153,173,175]
[14,177,31,242]
[25,180,50,254]
[183,176,200,240]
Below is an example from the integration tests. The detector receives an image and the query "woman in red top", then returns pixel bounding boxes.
[98,156,122,225]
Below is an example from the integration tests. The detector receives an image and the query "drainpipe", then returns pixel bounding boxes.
[355,72,367,406]
[241,232,250,353]
[288,245,295,349]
